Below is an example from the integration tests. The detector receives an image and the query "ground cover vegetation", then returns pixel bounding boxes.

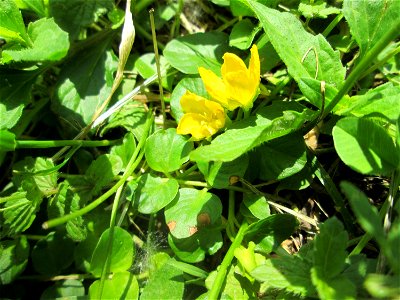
[0,0,399,299]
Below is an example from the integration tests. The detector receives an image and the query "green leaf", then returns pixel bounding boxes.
[0,130,16,151]
[85,154,122,196]
[168,234,207,263]
[168,229,223,263]
[364,274,400,299]
[164,188,222,239]
[277,153,316,191]
[336,82,400,124]
[52,38,118,127]
[13,157,57,195]
[47,182,88,242]
[0,190,41,236]
[340,181,386,249]
[298,0,340,19]
[164,31,231,75]
[100,102,148,141]
[333,117,399,175]
[230,0,279,17]
[241,193,270,221]
[145,128,193,173]
[310,217,356,299]
[134,174,179,214]
[0,236,29,284]
[246,0,345,87]
[257,132,307,180]
[0,69,41,130]
[341,255,372,289]
[49,0,114,40]
[141,258,185,300]
[190,102,314,162]
[312,217,348,279]
[244,214,298,254]
[0,0,30,45]
[90,227,135,277]
[251,256,315,297]
[298,78,350,112]
[73,210,109,272]
[17,0,47,18]
[206,265,254,299]
[387,221,400,274]
[343,0,400,59]
[31,231,75,276]
[134,53,172,89]
[229,19,261,50]
[40,279,85,299]
[110,132,136,171]
[2,18,69,63]
[197,154,249,189]
[311,270,356,300]
[89,271,139,300]
[170,76,208,121]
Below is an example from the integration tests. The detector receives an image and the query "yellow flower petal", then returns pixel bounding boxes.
[199,45,260,111]
[224,70,255,110]
[249,44,260,85]
[177,91,226,140]
[221,53,247,76]
[198,67,230,108]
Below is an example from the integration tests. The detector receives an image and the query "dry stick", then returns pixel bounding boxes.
[238,178,319,228]
[149,8,167,129]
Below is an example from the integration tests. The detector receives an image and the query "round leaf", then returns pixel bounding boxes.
[145,128,193,173]
[165,188,222,239]
[168,234,206,263]
[241,193,270,221]
[40,279,85,299]
[333,117,399,175]
[197,153,249,189]
[141,259,184,300]
[244,214,298,254]
[258,132,307,180]
[164,31,231,75]
[134,174,179,214]
[110,132,136,171]
[90,227,134,277]
[0,236,29,284]
[89,271,139,300]
[32,231,75,276]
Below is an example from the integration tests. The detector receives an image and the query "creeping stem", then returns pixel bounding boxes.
[208,222,248,299]
[42,113,154,229]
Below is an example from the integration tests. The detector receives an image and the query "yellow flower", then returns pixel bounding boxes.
[199,45,260,111]
[176,91,226,140]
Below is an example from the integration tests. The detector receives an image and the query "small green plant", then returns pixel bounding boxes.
[0,0,399,299]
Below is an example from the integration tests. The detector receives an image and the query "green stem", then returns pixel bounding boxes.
[322,13,343,37]
[208,222,248,299]
[42,113,154,229]
[177,164,199,179]
[349,198,390,256]
[97,185,125,299]
[16,139,120,149]
[360,44,400,80]
[175,179,209,188]
[135,0,154,13]
[228,190,237,234]
[149,9,166,129]
[313,157,355,232]
[323,21,400,118]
